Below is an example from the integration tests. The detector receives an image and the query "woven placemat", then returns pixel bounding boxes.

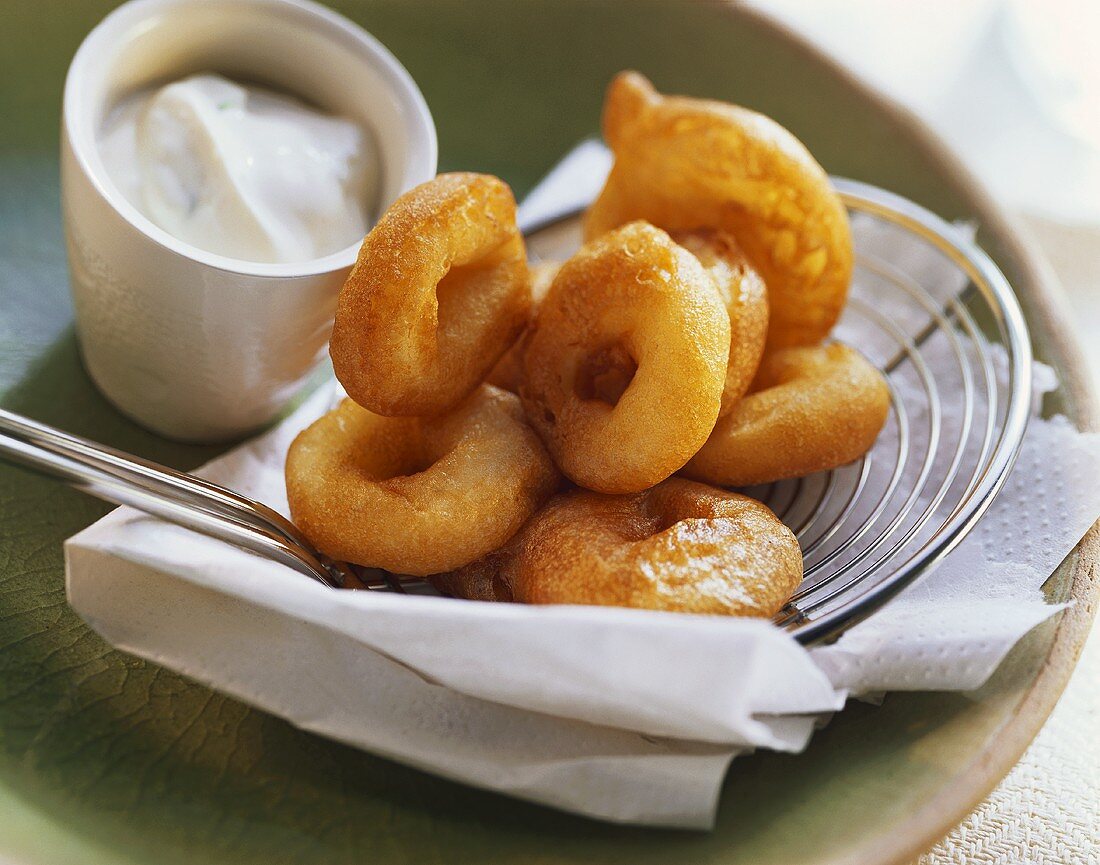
[917,624,1099,864]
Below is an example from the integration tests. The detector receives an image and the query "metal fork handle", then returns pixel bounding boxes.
[0,408,308,543]
[0,408,341,588]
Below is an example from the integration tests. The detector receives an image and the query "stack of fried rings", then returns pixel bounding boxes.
[286,73,893,619]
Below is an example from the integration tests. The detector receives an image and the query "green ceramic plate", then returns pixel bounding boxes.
[1,2,1097,864]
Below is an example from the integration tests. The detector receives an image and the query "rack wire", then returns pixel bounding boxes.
[376,179,1034,647]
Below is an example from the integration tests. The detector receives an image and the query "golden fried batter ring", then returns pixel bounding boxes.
[331,173,530,417]
[521,222,730,494]
[675,230,769,416]
[683,343,890,487]
[585,71,852,349]
[431,478,803,617]
[285,385,559,576]
[485,260,560,394]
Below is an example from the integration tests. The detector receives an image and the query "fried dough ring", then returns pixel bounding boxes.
[485,260,560,394]
[675,230,769,416]
[585,71,852,349]
[285,385,559,576]
[431,478,803,617]
[521,222,730,494]
[683,343,890,487]
[331,173,530,417]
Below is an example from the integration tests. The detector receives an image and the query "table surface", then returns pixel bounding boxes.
[919,628,1100,863]
[745,3,1100,861]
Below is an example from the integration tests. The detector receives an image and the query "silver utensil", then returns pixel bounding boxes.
[0,407,364,589]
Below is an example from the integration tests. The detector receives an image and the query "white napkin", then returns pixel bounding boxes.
[65,144,1100,829]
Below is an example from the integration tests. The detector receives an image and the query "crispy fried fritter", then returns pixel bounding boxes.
[521,222,730,493]
[683,343,890,486]
[586,71,852,349]
[286,386,559,575]
[432,478,803,617]
[331,173,530,417]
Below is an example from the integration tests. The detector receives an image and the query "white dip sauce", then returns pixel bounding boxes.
[98,73,376,264]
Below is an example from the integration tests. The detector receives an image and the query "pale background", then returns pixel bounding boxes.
[744,1,1100,861]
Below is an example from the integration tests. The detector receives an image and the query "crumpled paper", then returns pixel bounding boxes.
[65,144,1100,829]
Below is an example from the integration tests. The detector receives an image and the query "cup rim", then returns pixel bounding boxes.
[62,0,437,279]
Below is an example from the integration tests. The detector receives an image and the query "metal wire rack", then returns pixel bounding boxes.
[361,179,1034,647]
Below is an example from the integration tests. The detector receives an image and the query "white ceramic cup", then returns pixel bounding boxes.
[61,0,437,442]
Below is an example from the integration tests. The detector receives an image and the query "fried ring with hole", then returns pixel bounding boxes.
[430,478,802,617]
[285,385,559,576]
[585,71,852,350]
[331,173,530,417]
[674,230,769,416]
[485,260,561,394]
[682,343,890,487]
[520,222,730,494]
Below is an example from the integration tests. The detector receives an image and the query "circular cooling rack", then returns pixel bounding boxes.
[490,178,1033,646]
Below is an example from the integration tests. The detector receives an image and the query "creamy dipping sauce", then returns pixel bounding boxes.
[98,73,377,264]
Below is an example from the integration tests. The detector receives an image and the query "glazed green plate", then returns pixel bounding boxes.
[1,2,1097,864]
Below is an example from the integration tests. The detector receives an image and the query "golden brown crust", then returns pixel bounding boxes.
[682,343,890,486]
[285,385,560,575]
[520,222,730,494]
[674,230,769,416]
[330,173,531,417]
[485,260,561,394]
[431,478,803,617]
[585,71,852,350]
